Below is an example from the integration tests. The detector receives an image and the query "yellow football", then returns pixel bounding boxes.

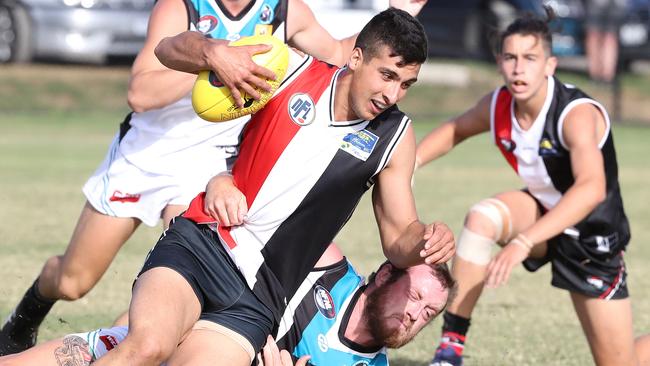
[191,34,289,122]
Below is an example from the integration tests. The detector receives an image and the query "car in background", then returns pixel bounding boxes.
[0,0,153,64]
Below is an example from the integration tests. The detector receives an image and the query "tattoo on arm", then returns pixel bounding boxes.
[54,336,93,366]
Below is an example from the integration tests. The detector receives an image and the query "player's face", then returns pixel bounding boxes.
[497,34,557,103]
[366,265,448,348]
[347,45,420,120]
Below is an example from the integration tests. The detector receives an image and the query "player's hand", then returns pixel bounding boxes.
[389,0,428,17]
[419,221,455,264]
[485,241,529,288]
[204,172,248,226]
[205,41,277,108]
[260,336,311,366]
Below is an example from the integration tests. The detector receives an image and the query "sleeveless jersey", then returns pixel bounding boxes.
[275,259,388,366]
[490,76,630,244]
[117,0,288,175]
[183,54,411,321]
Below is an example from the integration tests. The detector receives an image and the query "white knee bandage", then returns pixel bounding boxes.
[456,228,495,265]
[468,198,513,242]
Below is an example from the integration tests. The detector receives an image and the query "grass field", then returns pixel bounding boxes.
[0,62,649,365]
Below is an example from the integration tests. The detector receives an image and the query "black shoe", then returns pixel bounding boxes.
[0,312,38,356]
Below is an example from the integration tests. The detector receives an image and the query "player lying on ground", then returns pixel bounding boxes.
[415,7,639,366]
[0,244,454,366]
[0,0,428,355]
[60,9,453,366]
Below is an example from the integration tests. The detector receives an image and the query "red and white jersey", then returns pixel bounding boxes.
[183,53,411,320]
[490,76,630,244]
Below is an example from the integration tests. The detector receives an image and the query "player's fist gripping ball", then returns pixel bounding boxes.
[192,35,290,122]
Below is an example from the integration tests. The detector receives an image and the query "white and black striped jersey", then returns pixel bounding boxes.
[183,55,411,321]
[490,76,630,244]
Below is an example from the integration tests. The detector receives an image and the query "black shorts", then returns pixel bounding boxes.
[138,216,275,353]
[522,193,628,300]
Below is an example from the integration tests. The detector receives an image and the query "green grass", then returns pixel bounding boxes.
[0,63,649,365]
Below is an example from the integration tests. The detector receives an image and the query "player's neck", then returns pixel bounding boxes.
[220,0,254,17]
[332,69,358,121]
[344,290,381,348]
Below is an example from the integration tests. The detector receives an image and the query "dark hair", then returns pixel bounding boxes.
[354,7,428,65]
[367,261,457,302]
[494,5,555,56]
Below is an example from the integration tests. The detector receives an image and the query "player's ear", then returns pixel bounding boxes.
[373,263,393,286]
[348,47,363,70]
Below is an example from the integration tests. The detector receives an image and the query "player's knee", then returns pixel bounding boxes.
[464,198,513,242]
[130,333,175,364]
[55,273,94,301]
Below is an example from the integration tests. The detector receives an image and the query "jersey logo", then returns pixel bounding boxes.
[538,137,559,157]
[313,285,336,319]
[340,129,379,161]
[353,361,370,366]
[587,276,605,290]
[255,24,273,36]
[99,335,119,351]
[259,4,274,24]
[109,190,141,203]
[499,138,516,152]
[288,93,316,126]
[317,333,329,352]
[197,15,218,34]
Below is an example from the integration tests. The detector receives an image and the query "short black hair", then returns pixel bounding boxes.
[495,5,555,56]
[354,7,428,65]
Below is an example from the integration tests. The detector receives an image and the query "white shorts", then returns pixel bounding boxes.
[83,133,233,227]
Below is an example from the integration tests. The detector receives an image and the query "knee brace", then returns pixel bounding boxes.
[455,198,513,265]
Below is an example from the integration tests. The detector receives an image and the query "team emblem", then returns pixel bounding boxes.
[109,190,141,203]
[197,15,218,34]
[340,129,379,161]
[317,333,328,352]
[288,93,316,126]
[313,285,336,319]
[587,276,605,290]
[259,4,274,24]
[538,137,558,156]
[499,138,516,152]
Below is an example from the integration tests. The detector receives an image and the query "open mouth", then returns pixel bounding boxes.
[371,100,387,114]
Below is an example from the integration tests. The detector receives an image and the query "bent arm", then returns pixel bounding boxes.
[127,0,195,112]
[373,125,454,268]
[415,93,491,168]
[521,104,607,245]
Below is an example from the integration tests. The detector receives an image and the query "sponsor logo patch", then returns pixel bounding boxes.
[99,335,119,351]
[317,333,328,352]
[353,361,370,366]
[288,93,316,126]
[255,24,273,36]
[587,276,605,290]
[197,15,218,34]
[538,137,559,156]
[313,285,336,319]
[109,190,141,203]
[340,129,379,161]
[259,4,274,24]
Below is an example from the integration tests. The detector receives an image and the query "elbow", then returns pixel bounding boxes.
[127,87,148,113]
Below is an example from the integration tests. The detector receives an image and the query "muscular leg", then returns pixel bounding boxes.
[0,202,140,355]
[571,293,637,366]
[93,267,201,366]
[447,191,543,318]
[168,327,252,366]
[39,202,141,300]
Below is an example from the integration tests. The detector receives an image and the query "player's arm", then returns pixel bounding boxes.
[415,93,491,169]
[372,125,455,269]
[486,103,607,287]
[154,31,278,108]
[127,0,195,112]
[287,0,427,67]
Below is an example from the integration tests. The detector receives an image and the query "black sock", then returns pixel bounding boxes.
[2,278,56,338]
[442,311,471,336]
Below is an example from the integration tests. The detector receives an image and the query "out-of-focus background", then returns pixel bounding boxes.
[1,0,649,365]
